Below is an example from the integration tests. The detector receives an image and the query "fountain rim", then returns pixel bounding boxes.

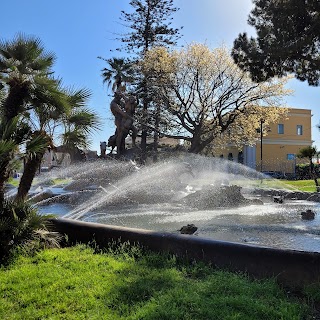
[49,217,320,290]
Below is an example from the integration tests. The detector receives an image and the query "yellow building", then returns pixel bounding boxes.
[217,108,312,174]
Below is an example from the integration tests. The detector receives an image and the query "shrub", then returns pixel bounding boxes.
[295,164,320,180]
[0,200,61,265]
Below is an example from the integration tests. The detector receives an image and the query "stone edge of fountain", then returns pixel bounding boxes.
[49,218,320,290]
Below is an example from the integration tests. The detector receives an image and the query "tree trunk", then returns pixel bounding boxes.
[0,84,28,205]
[188,130,205,154]
[189,140,203,154]
[16,153,44,201]
[0,152,15,205]
[152,105,160,162]
[309,158,320,192]
[314,178,320,192]
[4,81,29,121]
[140,96,148,162]
[0,83,29,204]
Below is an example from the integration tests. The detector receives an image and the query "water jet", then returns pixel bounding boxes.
[34,155,320,253]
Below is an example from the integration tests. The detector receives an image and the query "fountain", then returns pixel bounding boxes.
[33,154,320,254]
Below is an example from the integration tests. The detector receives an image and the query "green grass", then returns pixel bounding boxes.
[281,179,318,192]
[7,177,71,188]
[234,178,318,192]
[0,245,316,320]
[7,177,19,187]
[49,178,71,186]
[256,179,317,192]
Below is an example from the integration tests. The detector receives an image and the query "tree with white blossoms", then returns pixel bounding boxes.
[142,43,291,154]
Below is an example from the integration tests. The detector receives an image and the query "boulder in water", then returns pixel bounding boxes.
[301,209,315,220]
[179,224,198,235]
[179,185,263,210]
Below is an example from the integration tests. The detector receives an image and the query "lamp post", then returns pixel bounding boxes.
[260,119,264,172]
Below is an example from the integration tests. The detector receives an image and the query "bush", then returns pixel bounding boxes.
[295,164,320,180]
[0,200,61,265]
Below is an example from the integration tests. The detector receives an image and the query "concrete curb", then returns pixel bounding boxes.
[49,218,320,289]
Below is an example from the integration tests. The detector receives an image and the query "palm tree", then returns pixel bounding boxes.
[0,34,56,201]
[61,109,101,163]
[297,146,320,191]
[16,86,99,200]
[1,35,101,201]
[0,33,56,122]
[15,131,53,201]
[60,88,101,163]
[98,57,135,92]
[15,78,70,201]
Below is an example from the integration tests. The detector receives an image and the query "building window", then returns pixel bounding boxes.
[278,124,284,134]
[297,125,303,135]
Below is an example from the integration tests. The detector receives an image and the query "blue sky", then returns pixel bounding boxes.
[1,0,319,152]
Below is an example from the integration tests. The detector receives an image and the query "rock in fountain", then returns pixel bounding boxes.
[179,185,263,210]
[273,195,284,203]
[301,209,315,220]
[179,224,198,235]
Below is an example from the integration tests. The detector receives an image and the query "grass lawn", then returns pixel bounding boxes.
[0,245,317,320]
[281,179,318,192]
[7,177,19,187]
[7,177,71,188]
[256,179,317,192]
[234,178,318,192]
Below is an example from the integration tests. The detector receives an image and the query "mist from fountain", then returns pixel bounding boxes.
[36,154,303,214]
[33,154,320,252]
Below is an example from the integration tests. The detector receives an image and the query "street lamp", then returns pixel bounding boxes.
[260,119,264,172]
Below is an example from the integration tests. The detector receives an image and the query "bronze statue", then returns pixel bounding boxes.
[107,134,116,154]
[108,89,138,157]
[100,141,106,158]
[121,94,138,148]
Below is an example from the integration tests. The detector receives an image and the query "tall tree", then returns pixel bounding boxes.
[15,86,100,201]
[142,44,290,154]
[0,34,56,202]
[0,34,101,202]
[232,0,320,86]
[15,79,69,201]
[117,0,182,160]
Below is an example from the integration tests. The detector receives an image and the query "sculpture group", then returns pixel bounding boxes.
[107,87,138,157]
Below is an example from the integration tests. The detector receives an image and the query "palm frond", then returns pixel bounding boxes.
[62,130,88,149]
[64,87,92,109]
[67,108,101,132]
[25,131,51,159]
[0,139,17,155]
[99,57,135,91]
[0,33,56,75]
[0,116,19,139]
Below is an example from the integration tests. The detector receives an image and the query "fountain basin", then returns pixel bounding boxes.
[40,198,320,253]
[33,157,320,254]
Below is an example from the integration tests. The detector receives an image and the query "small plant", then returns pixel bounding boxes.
[0,200,61,265]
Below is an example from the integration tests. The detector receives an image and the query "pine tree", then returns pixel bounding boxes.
[118,0,182,160]
[232,0,320,86]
